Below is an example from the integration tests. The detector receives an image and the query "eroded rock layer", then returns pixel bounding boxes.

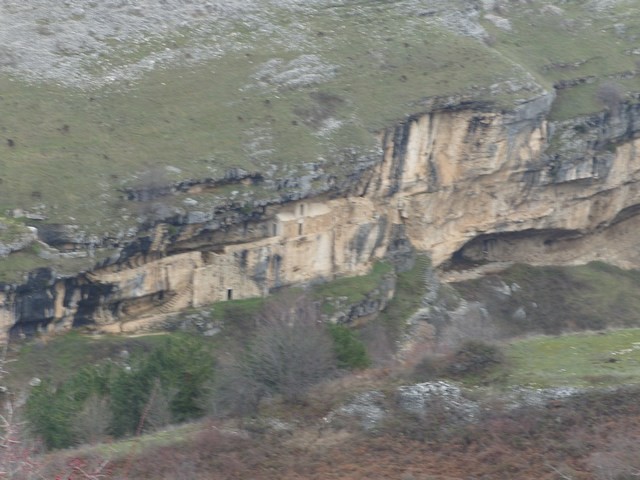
[2,92,640,339]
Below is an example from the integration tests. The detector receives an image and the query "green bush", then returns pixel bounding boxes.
[328,324,370,370]
[25,364,112,449]
[26,334,215,449]
[110,335,214,436]
[26,380,79,450]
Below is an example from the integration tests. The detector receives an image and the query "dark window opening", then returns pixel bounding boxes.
[272,223,278,236]
[298,223,303,235]
[227,289,233,300]
[482,238,496,255]
[300,204,305,216]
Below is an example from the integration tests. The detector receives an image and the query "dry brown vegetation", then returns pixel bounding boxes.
[10,382,637,480]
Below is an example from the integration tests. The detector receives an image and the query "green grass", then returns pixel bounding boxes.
[503,328,640,388]
[6,331,174,391]
[85,421,203,459]
[0,2,530,239]
[313,261,393,314]
[482,0,640,121]
[0,215,32,244]
[0,250,50,283]
[376,256,430,341]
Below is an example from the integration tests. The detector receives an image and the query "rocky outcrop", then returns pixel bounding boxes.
[2,93,640,340]
[372,97,640,267]
[0,221,37,257]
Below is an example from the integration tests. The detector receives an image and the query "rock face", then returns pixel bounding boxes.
[396,381,479,422]
[2,92,640,340]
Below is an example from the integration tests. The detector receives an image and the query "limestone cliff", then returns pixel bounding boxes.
[2,93,640,340]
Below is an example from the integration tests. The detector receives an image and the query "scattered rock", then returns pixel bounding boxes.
[492,281,512,296]
[396,381,480,422]
[613,23,626,36]
[203,327,220,337]
[0,223,38,257]
[439,12,488,41]
[29,377,42,387]
[541,5,564,16]
[480,0,496,12]
[507,386,584,409]
[484,13,512,31]
[332,391,386,430]
[512,306,526,321]
[252,55,338,91]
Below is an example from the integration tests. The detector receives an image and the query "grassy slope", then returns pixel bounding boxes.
[0,2,547,231]
[6,331,172,390]
[449,261,640,387]
[313,260,392,314]
[453,262,640,336]
[1,2,637,220]
[483,0,640,119]
[504,328,640,388]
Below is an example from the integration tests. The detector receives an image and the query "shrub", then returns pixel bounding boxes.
[26,334,214,448]
[72,394,112,445]
[446,340,504,377]
[212,295,337,414]
[411,354,445,382]
[328,324,371,370]
[25,365,112,449]
[109,335,214,437]
[26,380,79,450]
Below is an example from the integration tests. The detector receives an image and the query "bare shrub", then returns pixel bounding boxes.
[446,340,504,377]
[411,354,445,382]
[121,424,249,480]
[72,394,112,445]
[213,294,337,415]
[144,388,176,433]
[596,81,625,113]
[359,321,396,367]
[211,360,263,417]
[37,452,112,480]
[588,434,640,480]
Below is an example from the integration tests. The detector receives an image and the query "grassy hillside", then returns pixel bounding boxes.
[1,0,638,239]
[504,328,640,388]
[481,0,640,119]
